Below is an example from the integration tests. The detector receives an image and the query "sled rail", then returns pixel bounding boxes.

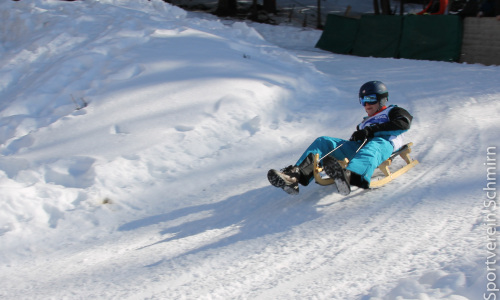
[313,142,419,188]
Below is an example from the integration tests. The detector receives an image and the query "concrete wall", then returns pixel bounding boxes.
[460,17,500,65]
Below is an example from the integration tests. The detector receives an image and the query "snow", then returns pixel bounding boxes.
[1,0,499,299]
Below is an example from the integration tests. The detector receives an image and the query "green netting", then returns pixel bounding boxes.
[316,14,463,62]
[399,15,463,62]
[315,14,359,54]
[352,15,403,58]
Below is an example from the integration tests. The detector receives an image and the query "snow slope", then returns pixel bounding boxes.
[1,0,499,299]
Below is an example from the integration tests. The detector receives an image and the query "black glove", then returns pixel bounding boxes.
[350,127,374,141]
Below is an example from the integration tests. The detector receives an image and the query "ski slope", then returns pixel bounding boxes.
[0,0,499,299]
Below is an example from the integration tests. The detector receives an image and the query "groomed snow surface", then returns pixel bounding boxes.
[1,0,499,299]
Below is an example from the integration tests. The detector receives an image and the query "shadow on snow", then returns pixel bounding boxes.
[118,184,342,263]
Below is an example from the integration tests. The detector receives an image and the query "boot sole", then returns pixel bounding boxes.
[323,157,351,196]
[267,169,299,195]
[267,169,286,188]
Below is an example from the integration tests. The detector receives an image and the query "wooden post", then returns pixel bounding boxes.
[317,0,323,29]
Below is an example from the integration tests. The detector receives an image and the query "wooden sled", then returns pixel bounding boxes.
[313,142,419,188]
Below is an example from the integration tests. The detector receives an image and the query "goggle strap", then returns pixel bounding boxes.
[377,92,388,100]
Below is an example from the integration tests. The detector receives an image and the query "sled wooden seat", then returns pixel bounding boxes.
[313,142,419,188]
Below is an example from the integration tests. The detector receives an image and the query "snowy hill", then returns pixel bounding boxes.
[1,0,499,299]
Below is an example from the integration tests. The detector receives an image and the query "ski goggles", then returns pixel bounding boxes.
[359,94,379,106]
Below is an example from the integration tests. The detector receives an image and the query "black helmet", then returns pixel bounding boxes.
[359,81,388,106]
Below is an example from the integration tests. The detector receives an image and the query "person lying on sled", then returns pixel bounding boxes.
[267,80,413,196]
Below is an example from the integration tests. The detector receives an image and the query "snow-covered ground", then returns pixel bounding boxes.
[1,0,499,299]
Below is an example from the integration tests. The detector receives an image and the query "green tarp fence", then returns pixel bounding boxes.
[352,15,403,58]
[315,14,359,55]
[399,15,462,62]
[315,14,463,62]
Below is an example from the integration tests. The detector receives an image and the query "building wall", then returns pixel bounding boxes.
[460,17,500,65]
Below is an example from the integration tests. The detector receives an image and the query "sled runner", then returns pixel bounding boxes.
[313,142,419,188]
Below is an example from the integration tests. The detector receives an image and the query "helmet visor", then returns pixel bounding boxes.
[359,94,378,106]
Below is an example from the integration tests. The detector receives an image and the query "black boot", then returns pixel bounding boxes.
[322,156,351,196]
[267,165,300,195]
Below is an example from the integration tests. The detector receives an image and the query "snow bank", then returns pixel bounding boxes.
[0,0,329,252]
